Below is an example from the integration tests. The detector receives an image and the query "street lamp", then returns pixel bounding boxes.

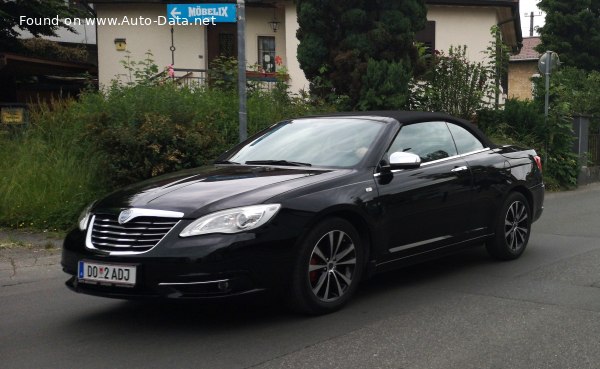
[268,8,280,32]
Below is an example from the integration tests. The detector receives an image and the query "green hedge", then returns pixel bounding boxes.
[0,85,332,230]
[477,99,578,190]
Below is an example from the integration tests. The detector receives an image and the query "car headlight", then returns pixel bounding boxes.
[179,204,281,237]
[78,201,96,231]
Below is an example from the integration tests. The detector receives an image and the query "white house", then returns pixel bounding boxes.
[425,0,522,62]
[87,0,522,93]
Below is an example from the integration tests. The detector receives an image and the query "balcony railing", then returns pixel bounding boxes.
[171,68,206,88]
[155,68,286,91]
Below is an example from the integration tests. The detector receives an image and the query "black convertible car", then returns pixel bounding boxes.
[62,111,544,314]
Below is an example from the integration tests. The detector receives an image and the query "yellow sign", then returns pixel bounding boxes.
[1,108,25,125]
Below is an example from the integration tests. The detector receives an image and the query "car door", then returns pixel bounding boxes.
[374,121,474,262]
[446,121,505,238]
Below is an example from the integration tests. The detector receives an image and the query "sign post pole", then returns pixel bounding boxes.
[538,51,560,164]
[165,3,244,140]
[237,0,247,142]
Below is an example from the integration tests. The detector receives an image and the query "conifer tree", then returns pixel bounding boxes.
[536,0,600,71]
[296,0,427,109]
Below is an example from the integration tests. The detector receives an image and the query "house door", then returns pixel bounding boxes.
[207,24,238,67]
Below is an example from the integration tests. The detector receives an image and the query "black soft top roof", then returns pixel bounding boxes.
[306,110,463,124]
[299,110,495,148]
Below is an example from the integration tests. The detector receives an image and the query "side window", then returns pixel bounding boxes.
[447,123,485,155]
[387,121,458,163]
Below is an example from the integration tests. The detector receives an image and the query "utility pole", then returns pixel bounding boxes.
[524,11,543,37]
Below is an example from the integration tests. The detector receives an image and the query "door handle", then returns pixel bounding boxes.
[451,166,468,173]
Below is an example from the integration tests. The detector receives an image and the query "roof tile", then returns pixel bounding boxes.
[510,37,541,61]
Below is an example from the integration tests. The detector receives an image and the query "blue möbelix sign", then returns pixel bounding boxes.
[167,4,237,24]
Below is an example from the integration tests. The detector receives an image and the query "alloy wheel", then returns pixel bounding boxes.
[308,230,357,302]
[504,200,529,252]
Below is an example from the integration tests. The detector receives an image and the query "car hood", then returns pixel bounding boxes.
[93,165,348,218]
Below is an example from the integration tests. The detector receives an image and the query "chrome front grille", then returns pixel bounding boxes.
[88,214,179,253]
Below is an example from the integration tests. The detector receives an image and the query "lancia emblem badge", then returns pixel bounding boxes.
[118,209,132,224]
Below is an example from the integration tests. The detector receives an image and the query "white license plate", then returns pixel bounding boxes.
[78,260,137,287]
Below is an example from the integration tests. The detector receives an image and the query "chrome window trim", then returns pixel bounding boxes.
[85,208,183,256]
[374,148,491,177]
[456,147,491,158]
[420,155,462,167]
[420,147,491,167]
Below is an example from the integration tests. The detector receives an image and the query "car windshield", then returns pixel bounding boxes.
[226,118,384,168]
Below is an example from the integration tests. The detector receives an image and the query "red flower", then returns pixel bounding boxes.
[275,55,283,66]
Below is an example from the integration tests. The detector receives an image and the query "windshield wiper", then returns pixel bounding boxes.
[214,160,240,165]
[245,160,312,167]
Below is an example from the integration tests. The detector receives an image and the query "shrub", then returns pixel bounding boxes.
[533,66,600,128]
[0,80,333,230]
[207,56,239,91]
[118,50,161,86]
[477,99,578,190]
[89,110,221,185]
[410,46,490,120]
[478,99,544,142]
[0,101,104,230]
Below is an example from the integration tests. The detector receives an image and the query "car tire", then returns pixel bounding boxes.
[486,192,531,260]
[287,217,364,315]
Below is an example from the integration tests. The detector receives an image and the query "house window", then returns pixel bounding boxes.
[415,21,436,55]
[258,36,276,72]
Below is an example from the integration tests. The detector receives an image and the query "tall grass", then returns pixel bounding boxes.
[0,85,332,231]
[0,101,105,230]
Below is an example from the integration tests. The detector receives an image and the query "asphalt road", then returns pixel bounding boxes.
[2,184,600,369]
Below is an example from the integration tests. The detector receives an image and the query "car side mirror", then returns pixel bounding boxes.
[389,152,421,170]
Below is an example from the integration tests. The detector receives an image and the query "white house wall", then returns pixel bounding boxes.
[96,4,208,87]
[96,3,504,93]
[284,2,309,94]
[96,4,302,90]
[427,5,498,65]
[245,7,286,69]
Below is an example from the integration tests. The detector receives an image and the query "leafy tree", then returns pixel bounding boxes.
[409,46,490,120]
[486,25,510,109]
[0,0,84,51]
[536,0,600,71]
[296,0,427,110]
[533,66,600,118]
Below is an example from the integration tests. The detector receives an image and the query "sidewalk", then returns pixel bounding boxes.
[0,229,64,286]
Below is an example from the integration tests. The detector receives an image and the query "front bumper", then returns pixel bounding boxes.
[61,221,299,300]
[64,275,266,300]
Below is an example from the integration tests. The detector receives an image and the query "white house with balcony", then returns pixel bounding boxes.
[86,0,522,94]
